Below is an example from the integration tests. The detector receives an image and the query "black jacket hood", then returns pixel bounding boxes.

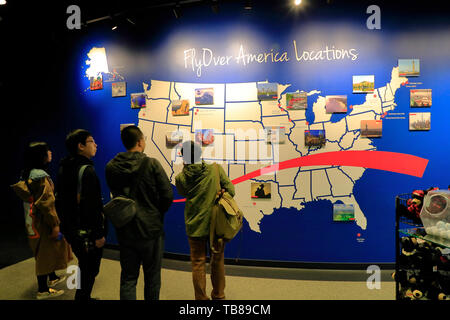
[105,151,146,190]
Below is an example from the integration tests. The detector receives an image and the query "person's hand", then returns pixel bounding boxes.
[51,226,60,239]
[95,237,106,248]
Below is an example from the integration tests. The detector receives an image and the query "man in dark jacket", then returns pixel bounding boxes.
[105,125,173,300]
[56,129,106,301]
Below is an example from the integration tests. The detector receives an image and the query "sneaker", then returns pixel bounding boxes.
[48,276,67,287]
[36,288,64,300]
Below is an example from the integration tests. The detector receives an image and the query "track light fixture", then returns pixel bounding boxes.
[110,16,118,30]
[173,2,182,19]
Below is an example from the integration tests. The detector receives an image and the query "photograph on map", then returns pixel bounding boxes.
[409,112,430,131]
[410,89,432,107]
[112,82,126,97]
[286,92,307,110]
[304,130,326,148]
[251,182,272,199]
[325,95,347,113]
[265,126,286,144]
[103,67,125,82]
[130,93,147,109]
[90,74,103,91]
[360,120,382,138]
[195,88,214,105]
[166,131,184,148]
[333,204,355,222]
[257,82,278,101]
[398,59,420,77]
[195,129,215,146]
[352,75,374,93]
[172,99,190,116]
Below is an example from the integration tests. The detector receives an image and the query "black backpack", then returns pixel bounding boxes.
[104,157,162,239]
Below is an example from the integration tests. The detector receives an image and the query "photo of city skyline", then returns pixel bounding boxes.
[361,120,382,138]
[409,112,431,131]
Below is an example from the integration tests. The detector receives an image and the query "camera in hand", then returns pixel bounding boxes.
[77,229,95,252]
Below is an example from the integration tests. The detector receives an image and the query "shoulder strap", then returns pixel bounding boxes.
[213,163,223,199]
[76,165,90,204]
[210,163,225,253]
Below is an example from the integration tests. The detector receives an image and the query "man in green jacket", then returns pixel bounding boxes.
[175,141,235,300]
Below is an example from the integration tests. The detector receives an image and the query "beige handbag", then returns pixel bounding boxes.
[209,164,244,253]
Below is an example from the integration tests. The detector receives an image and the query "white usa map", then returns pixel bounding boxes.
[137,67,407,232]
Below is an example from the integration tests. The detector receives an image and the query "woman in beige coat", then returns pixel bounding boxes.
[12,142,72,299]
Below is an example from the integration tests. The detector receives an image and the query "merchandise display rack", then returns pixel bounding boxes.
[395,193,450,300]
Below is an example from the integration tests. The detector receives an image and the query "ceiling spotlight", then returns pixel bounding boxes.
[112,25,118,30]
[244,0,252,10]
[0,0,6,5]
[126,18,136,26]
[294,0,302,5]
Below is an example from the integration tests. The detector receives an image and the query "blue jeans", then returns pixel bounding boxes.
[119,235,164,300]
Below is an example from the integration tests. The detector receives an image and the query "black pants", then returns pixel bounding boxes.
[71,243,103,301]
[37,272,59,293]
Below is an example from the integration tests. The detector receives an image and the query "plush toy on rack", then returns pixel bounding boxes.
[406,190,425,223]
[392,270,408,287]
[392,270,420,300]
[426,277,448,300]
[416,241,441,271]
[398,270,428,300]
[436,247,450,272]
[398,237,418,269]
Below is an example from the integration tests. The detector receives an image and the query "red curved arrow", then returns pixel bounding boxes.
[173,150,428,203]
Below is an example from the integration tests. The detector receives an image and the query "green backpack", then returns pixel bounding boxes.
[209,164,244,253]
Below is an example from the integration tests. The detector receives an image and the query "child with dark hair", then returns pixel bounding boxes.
[11,142,72,300]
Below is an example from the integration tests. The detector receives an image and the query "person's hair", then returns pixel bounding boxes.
[181,140,202,164]
[22,141,50,180]
[121,125,144,150]
[65,129,92,156]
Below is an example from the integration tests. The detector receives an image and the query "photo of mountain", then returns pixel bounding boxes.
[195,88,214,105]
[353,75,374,93]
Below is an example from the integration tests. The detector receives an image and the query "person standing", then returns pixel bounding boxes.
[11,142,72,299]
[55,129,106,301]
[105,125,173,300]
[175,141,235,300]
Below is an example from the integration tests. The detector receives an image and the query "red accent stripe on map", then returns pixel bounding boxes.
[173,151,428,203]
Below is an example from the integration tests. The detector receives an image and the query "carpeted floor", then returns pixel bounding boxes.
[0,218,395,300]
[0,252,395,300]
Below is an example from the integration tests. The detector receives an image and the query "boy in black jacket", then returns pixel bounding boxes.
[56,129,106,301]
[105,125,173,300]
